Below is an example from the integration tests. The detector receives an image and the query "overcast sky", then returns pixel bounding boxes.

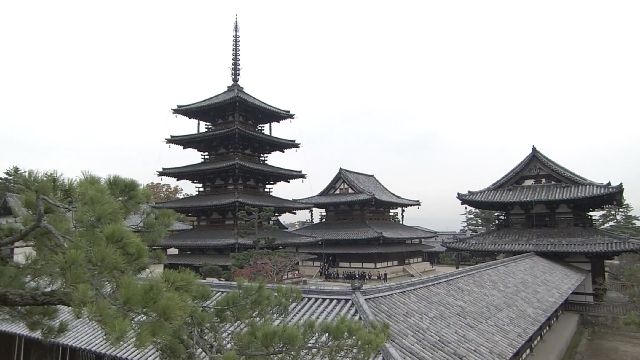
[2,1,639,231]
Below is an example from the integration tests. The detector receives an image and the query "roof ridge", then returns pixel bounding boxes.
[361,253,537,299]
[352,291,403,360]
[477,147,603,192]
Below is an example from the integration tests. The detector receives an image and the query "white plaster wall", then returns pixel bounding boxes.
[13,240,36,264]
[566,254,593,303]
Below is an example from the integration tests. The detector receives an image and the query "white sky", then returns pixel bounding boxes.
[2,1,639,231]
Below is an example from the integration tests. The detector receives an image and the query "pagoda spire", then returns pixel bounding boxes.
[231,15,241,84]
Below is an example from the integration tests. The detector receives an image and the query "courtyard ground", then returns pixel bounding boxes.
[569,328,640,360]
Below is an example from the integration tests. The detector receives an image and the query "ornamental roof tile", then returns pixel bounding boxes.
[166,126,299,152]
[153,193,312,212]
[158,159,305,181]
[157,228,319,248]
[173,84,293,122]
[0,254,584,360]
[291,221,436,241]
[295,169,420,208]
[444,227,640,254]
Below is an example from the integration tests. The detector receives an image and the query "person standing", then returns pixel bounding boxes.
[383,271,388,283]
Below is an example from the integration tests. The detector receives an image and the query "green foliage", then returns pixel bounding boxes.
[460,207,499,234]
[1,169,389,359]
[596,198,640,237]
[144,182,185,203]
[617,254,640,330]
[235,206,278,248]
[0,166,23,198]
[200,263,224,279]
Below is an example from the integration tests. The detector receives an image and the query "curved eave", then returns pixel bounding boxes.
[166,129,300,152]
[444,228,640,254]
[293,195,420,209]
[457,184,624,210]
[157,229,319,249]
[157,161,306,182]
[172,86,294,124]
[153,194,313,213]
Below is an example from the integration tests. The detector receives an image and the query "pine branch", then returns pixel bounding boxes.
[0,289,72,307]
[0,194,74,249]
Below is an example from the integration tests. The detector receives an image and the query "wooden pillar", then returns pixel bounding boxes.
[591,257,606,302]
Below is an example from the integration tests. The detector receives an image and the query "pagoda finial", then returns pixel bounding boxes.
[231,15,241,84]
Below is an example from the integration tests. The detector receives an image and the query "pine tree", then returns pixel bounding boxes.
[0,166,24,199]
[460,207,498,234]
[1,171,389,358]
[596,198,640,237]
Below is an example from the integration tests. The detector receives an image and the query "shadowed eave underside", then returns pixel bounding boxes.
[444,227,640,254]
[153,193,312,213]
[172,84,294,123]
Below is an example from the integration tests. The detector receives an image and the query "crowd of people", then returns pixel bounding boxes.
[318,263,389,283]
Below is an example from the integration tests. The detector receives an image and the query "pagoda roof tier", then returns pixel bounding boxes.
[291,221,436,241]
[444,227,640,255]
[286,242,429,254]
[295,168,420,208]
[166,125,299,153]
[173,84,294,125]
[158,159,305,182]
[157,228,318,249]
[153,193,312,213]
[457,146,622,210]
[458,183,623,210]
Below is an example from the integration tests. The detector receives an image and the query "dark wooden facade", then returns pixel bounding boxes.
[292,169,435,269]
[447,146,640,302]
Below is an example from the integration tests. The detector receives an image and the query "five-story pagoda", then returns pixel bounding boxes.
[154,18,316,271]
[446,146,640,302]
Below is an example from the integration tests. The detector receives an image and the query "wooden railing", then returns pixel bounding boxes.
[565,301,639,317]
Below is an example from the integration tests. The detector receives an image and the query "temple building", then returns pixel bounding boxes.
[291,168,436,276]
[446,146,640,302]
[152,18,317,271]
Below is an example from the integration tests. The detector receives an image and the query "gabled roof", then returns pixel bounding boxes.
[443,227,640,254]
[172,84,294,123]
[166,126,300,153]
[0,253,586,360]
[158,159,305,182]
[485,146,602,190]
[457,146,623,207]
[295,168,420,208]
[0,193,27,218]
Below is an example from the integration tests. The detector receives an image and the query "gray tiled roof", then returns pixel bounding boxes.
[421,240,447,252]
[458,183,623,204]
[484,146,602,191]
[166,126,299,152]
[0,254,584,360]
[456,146,623,206]
[173,84,294,122]
[287,243,428,254]
[157,228,319,248]
[0,193,27,217]
[362,253,586,360]
[292,221,436,241]
[153,193,312,212]
[158,159,305,181]
[444,227,640,254]
[295,168,420,208]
